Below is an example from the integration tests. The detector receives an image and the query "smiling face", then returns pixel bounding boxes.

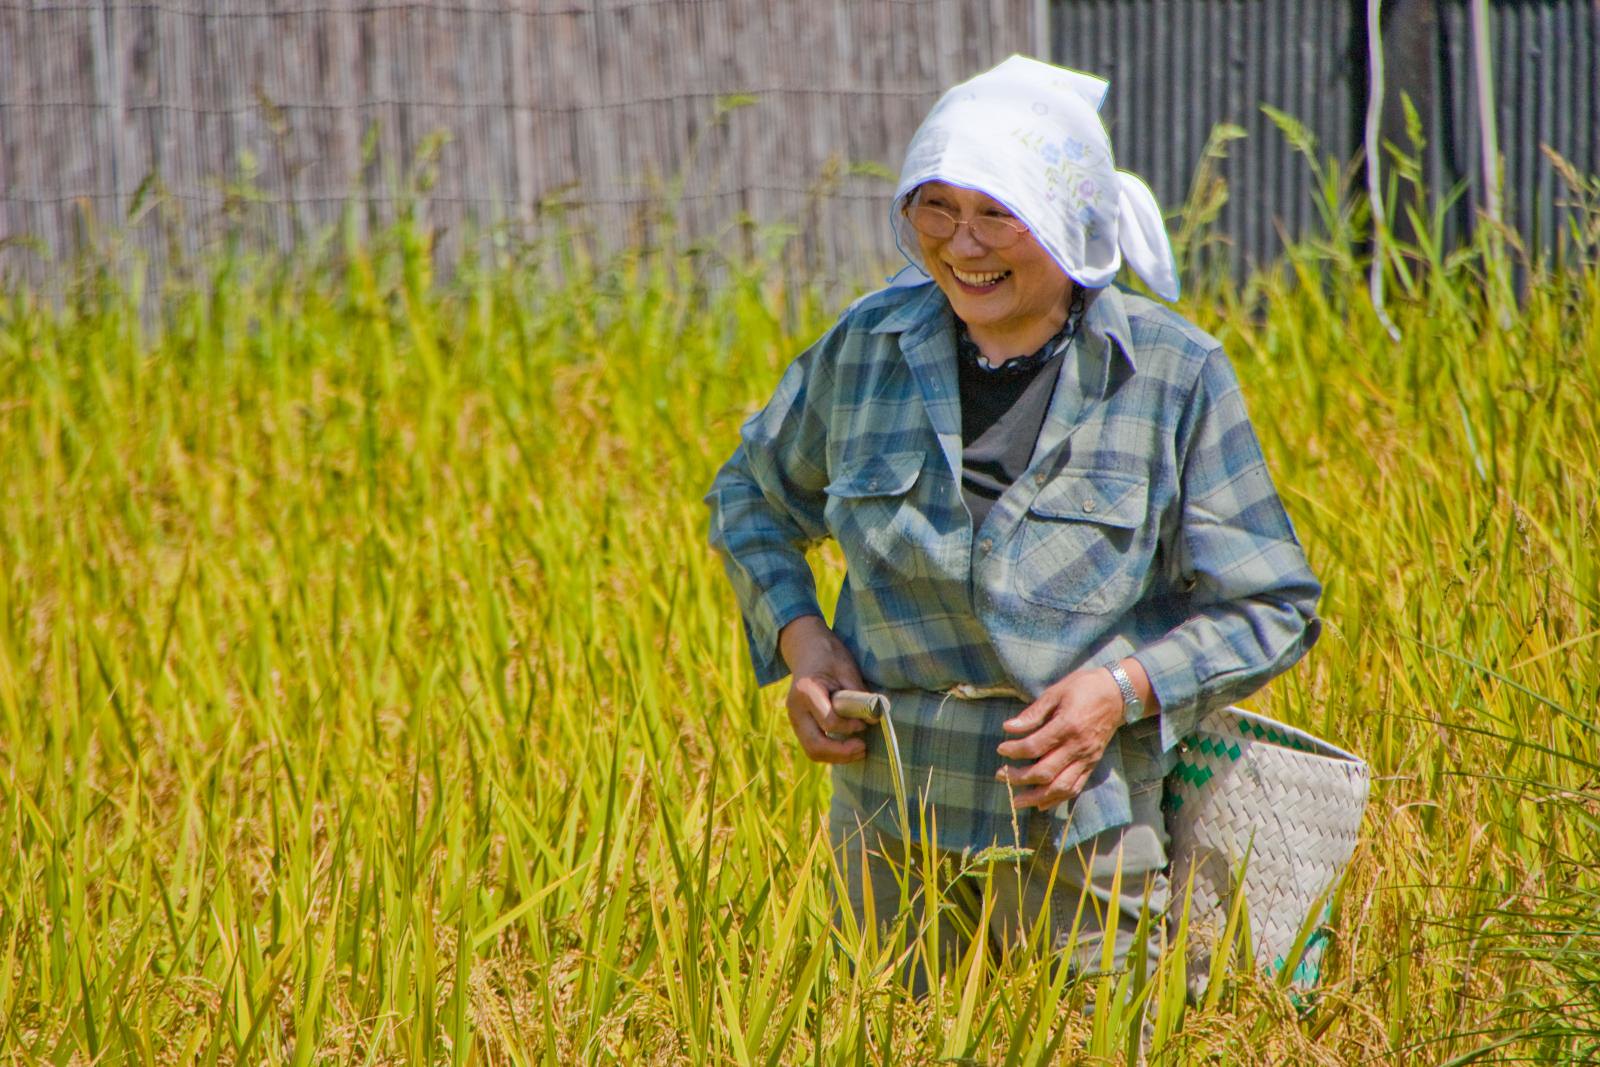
[909,182,1074,357]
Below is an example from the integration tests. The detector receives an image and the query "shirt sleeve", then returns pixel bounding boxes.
[704,327,840,686]
[1131,345,1322,751]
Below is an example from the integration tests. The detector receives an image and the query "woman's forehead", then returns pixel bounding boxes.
[917,181,1008,211]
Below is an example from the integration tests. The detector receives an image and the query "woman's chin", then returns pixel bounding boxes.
[947,293,1012,327]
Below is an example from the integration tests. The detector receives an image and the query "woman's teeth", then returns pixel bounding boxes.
[950,267,1011,287]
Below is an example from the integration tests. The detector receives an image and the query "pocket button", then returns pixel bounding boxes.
[1082,499,1096,513]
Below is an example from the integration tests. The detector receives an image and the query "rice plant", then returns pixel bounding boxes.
[0,169,1595,1063]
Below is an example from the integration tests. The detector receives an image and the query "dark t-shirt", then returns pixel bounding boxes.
[955,323,1071,530]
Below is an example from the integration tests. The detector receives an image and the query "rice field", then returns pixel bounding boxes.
[0,193,1597,1064]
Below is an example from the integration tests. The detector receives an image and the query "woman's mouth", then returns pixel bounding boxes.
[948,266,1012,292]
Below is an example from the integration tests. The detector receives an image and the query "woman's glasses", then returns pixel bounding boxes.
[903,202,1030,249]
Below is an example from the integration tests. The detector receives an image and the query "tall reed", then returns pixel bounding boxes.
[0,156,1595,1062]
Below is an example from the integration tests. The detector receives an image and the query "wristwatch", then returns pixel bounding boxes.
[1106,662,1144,725]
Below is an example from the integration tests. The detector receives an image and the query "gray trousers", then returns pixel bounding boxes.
[828,779,1170,996]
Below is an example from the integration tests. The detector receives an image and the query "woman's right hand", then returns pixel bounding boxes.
[778,615,870,763]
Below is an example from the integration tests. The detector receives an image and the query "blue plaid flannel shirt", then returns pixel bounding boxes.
[706,280,1321,852]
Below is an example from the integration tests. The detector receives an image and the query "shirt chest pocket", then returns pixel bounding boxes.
[1014,468,1152,615]
[824,450,957,589]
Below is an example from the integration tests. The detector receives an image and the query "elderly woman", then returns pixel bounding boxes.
[706,56,1320,983]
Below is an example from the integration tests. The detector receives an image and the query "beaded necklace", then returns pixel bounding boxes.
[954,285,1089,381]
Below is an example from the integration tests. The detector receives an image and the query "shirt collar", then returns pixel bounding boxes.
[871,280,1136,397]
[1077,285,1136,397]
[869,279,946,336]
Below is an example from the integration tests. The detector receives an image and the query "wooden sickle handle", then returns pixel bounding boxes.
[831,690,890,724]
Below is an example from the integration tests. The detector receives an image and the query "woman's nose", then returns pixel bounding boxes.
[947,221,988,257]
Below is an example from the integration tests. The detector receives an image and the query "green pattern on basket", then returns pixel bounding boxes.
[1235,715,1320,753]
[1194,735,1243,761]
[1162,734,1243,812]
[1164,715,1323,814]
[1271,926,1329,987]
[1163,760,1209,811]
[1272,904,1335,1008]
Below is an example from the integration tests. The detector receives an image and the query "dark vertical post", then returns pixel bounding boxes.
[1377,0,1440,249]
[90,0,123,225]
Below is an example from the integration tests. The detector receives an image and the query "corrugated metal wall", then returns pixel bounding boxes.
[1430,0,1600,261]
[1052,0,1600,273]
[1052,0,1363,273]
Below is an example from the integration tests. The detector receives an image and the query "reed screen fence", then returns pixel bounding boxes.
[3,1,1597,292]
[0,0,1041,293]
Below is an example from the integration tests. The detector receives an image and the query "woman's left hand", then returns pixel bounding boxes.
[994,667,1125,811]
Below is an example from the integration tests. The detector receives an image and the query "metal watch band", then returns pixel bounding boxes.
[1107,663,1143,723]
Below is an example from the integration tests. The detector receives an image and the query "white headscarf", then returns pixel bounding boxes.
[891,55,1181,302]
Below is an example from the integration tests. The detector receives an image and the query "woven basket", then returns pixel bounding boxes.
[1163,706,1369,996]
